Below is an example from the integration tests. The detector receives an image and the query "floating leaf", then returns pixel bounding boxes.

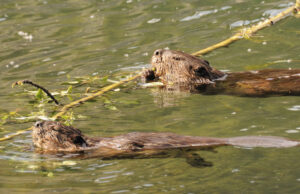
[103,97,112,104]
[77,114,87,119]
[140,82,164,88]
[66,81,79,85]
[28,165,38,169]
[107,79,118,83]
[60,111,75,125]
[101,76,108,82]
[67,86,73,94]
[61,81,78,85]
[35,88,44,100]
[62,160,77,166]
[106,105,118,111]
[67,95,73,101]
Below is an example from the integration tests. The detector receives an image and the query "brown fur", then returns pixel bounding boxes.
[32,121,299,156]
[144,49,224,86]
[143,49,300,96]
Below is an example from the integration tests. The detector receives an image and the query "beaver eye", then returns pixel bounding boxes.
[34,121,43,128]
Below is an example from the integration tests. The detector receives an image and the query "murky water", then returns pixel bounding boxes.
[0,0,300,193]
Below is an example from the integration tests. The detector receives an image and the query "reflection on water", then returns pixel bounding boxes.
[150,87,191,107]
[0,0,300,193]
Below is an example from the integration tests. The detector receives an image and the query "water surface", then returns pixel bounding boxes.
[0,0,300,193]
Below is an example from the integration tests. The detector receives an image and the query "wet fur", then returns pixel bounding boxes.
[143,49,300,96]
[144,49,224,86]
[32,121,299,156]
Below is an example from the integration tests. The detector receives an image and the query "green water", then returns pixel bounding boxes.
[1,0,300,193]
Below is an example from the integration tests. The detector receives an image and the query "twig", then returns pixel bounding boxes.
[0,127,32,141]
[192,2,299,56]
[52,74,141,120]
[13,80,60,105]
[0,75,140,141]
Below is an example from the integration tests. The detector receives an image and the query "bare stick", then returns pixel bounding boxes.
[52,74,140,120]
[0,127,32,141]
[13,80,60,105]
[192,3,299,56]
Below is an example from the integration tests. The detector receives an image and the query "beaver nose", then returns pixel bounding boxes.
[34,121,43,128]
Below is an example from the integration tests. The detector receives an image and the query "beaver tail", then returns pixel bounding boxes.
[225,136,300,148]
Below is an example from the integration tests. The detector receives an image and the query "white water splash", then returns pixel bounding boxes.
[18,31,33,41]
[147,18,160,24]
[287,105,300,111]
[181,10,217,21]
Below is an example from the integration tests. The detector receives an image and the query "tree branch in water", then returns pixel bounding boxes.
[13,80,60,106]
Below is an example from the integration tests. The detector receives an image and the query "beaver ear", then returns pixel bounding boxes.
[204,60,210,66]
[73,136,88,147]
[194,66,211,79]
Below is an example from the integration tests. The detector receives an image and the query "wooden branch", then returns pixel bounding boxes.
[192,3,298,56]
[0,127,32,141]
[52,74,141,120]
[13,80,60,105]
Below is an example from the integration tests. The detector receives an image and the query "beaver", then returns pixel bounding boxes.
[32,121,299,160]
[143,49,300,96]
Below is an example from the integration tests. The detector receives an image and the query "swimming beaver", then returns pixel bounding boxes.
[33,121,299,158]
[143,49,300,96]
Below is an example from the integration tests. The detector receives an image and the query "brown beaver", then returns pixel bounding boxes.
[143,49,300,96]
[32,121,299,159]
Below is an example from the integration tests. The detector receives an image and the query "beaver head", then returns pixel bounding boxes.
[32,121,88,152]
[151,49,225,85]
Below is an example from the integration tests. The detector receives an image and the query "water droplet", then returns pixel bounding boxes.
[220,6,232,11]
[57,71,66,75]
[285,130,299,134]
[181,10,214,22]
[143,183,153,187]
[287,105,300,111]
[42,58,51,62]
[147,18,160,24]
[232,169,240,173]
